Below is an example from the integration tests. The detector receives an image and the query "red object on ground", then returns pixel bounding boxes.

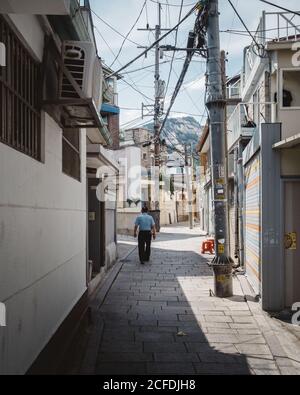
[201,239,215,255]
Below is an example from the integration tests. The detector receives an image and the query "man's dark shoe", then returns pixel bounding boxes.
[140,261,144,265]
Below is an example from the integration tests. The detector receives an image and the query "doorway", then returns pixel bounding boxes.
[88,176,105,282]
[284,181,300,307]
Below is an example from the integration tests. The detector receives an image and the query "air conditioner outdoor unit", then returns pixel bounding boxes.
[60,40,103,110]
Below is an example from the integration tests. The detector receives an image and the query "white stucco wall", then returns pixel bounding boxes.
[0,112,87,374]
[0,14,88,374]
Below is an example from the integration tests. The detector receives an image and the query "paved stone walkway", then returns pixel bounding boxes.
[81,225,300,375]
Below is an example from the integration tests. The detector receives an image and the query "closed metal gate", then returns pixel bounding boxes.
[244,154,261,294]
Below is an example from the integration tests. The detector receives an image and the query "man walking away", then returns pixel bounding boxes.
[134,206,156,264]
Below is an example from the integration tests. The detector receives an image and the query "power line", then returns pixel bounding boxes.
[91,9,141,47]
[149,0,197,7]
[110,1,147,68]
[94,25,154,103]
[258,0,300,17]
[227,0,261,48]
[120,107,204,117]
[227,0,268,58]
[164,0,184,101]
[106,2,200,78]
[160,11,207,137]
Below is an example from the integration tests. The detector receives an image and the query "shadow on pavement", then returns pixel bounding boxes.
[83,243,252,376]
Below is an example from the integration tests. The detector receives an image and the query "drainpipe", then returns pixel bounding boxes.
[237,140,245,268]
[234,146,240,262]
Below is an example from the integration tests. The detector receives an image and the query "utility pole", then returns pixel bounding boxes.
[154,2,162,213]
[206,0,233,273]
[185,144,194,230]
[138,3,165,221]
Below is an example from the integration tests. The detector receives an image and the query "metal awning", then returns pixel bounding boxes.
[273,133,300,150]
[101,103,120,115]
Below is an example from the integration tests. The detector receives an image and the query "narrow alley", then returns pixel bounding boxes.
[74,225,300,376]
[1,0,300,378]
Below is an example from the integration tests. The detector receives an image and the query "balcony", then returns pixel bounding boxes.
[242,11,300,101]
[0,0,79,15]
[227,102,277,151]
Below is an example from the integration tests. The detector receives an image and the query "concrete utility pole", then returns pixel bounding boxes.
[206,0,233,270]
[185,144,194,230]
[154,2,162,212]
[138,3,165,218]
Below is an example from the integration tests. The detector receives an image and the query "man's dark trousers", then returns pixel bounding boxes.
[138,231,152,262]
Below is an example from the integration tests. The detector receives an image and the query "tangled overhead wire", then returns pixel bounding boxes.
[158,2,209,141]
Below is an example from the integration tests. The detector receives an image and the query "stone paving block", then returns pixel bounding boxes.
[253,368,280,375]
[197,310,226,316]
[224,310,252,316]
[205,334,239,344]
[246,356,278,370]
[194,362,251,375]
[235,335,267,344]
[135,332,175,342]
[204,327,238,335]
[128,295,152,301]
[153,353,200,363]
[166,301,190,307]
[129,306,157,314]
[150,295,179,302]
[146,362,196,375]
[100,341,143,353]
[175,333,207,343]
[129,318,159,326]
[203,322,231,329]
[185,342,214,353]
[204,315,233,323]
[178,314,204,322]
[235,343,272,356]
[139,326,178,334]
[229,323,258,329]
[102,333,135,342]
[208,344,240,354]
[143,342,187,353]
[277,366,299,375]
[138,300,167,307]
[96,362,147,375]
[197,352,240,364]
[232,316,257,324]
[98,352,154,362]
[137,313,180,322]
[161,306,194,313]
[235,329,262,335]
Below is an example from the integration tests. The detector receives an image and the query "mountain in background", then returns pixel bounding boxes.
[144,116,202,148]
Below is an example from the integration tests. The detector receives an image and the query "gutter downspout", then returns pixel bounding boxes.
[234,146,240,262]
[238,140,245,268]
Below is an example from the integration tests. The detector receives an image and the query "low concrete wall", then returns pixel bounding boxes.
[117,210,139,236]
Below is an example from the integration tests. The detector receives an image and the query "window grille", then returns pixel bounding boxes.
[0,16,41,160]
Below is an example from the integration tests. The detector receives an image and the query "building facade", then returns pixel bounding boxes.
[228,11,300,311]
[0,0,118,374]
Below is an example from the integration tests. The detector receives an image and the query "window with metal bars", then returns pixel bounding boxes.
[62,128,81,181]
[0,16,41,160]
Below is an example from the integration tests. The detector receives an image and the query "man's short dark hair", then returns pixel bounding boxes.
[142,206,149,213]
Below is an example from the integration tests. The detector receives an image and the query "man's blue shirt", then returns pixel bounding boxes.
[135,213,155,231]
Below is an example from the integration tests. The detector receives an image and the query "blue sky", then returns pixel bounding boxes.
[90,0,300,128]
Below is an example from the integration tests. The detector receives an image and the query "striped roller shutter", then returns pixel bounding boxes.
[244,154,261,294]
